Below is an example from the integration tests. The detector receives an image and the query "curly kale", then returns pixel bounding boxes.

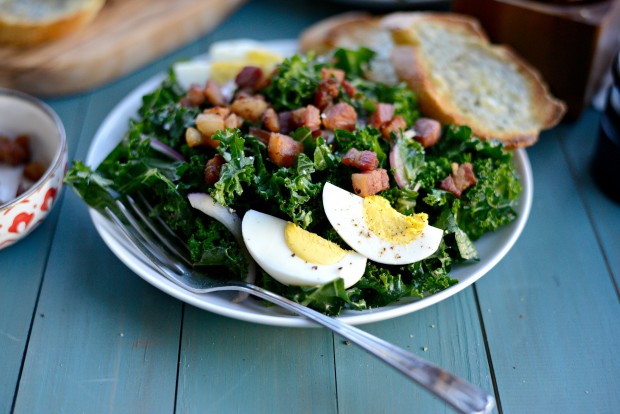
[65,48,523,316]
[262,53,324,111]
[334,126,389,168]
[137,69,199,147]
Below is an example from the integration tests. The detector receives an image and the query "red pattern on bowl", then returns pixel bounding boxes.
[0,89,67,249]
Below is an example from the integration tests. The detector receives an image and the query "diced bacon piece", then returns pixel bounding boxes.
[292,105,322,131]
[267,133,304,167]
[248,127,272,145]
[196,113,225,140]
[253,73,271,91]
[186,83,206,106]
[185,127,203,148]
[204,80,227,106]
[314,69,343,110]
[351,168,390,197]
[224,113,243,129]
[322,102,357,132]
[278,111,295,134]
[452,162,477,191]
[231,95,267,122]
[439,175,459,197]
[342,148,379,171]
[235,66,264,90]
[314,79,339,110]
[368,103,395,128]
[440,162,477,197]
[234,90,252,101]
[413,117,442,148]
[262,107,280,132]
[380,115,407,141]
[0,134,29,165]
[204,154,226,185]
[321,67,345,82]
[23,161,45,181]
[341,79,357,98]
[314,88,333,110]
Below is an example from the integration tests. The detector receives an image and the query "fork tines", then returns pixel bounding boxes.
[104,194,191,275]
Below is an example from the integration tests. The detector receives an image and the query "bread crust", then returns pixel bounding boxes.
[385,12,565,148]
[299,11,567,149]
[299,12,377,54]
[382,11,490,43]
[0,0,106,46]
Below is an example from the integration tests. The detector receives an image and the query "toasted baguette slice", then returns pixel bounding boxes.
[0,0,106,46]
[383,12,565,148]
[299,12,566,148]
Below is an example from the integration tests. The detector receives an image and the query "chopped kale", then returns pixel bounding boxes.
[65,48,523,316]
[262,53,324,111]
[332,47,375,79]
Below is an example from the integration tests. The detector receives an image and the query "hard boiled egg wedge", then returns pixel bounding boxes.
[241,210,367,288]
[322,183,443,265]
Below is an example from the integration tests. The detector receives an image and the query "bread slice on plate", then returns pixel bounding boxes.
[0,0,106,46]
[300,12,566,149]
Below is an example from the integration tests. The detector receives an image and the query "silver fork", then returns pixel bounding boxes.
[104,196,495,414]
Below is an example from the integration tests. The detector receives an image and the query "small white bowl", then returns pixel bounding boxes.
[0,88,67,250]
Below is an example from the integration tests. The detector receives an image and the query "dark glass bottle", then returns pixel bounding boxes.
[591,50,620,203]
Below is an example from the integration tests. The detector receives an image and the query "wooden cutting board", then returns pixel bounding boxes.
[0,0,246,97]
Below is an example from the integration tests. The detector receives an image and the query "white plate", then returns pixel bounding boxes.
[86,40,533,327]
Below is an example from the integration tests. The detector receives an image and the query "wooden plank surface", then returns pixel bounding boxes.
[3,1,619,414]
[13,194,182,413]
[9,53,205,410]
[334,290,495,413]
[475,123,620,412]
[0,218,55,414]
[559,109,620,289]
[0,97,87,413]
[177,308,338,413]
[0,0,246,97]
[11,77,184,413]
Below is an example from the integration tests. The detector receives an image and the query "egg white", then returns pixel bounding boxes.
[241,210,367,288]
[322,183,444,265]
[172,61,211,91]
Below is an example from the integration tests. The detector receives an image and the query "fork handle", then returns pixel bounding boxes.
[237,283,495,414]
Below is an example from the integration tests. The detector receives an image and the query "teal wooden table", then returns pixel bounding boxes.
[2,1,619,413]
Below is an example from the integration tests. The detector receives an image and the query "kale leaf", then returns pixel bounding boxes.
[137,69,199,147]
[65,49,523,316]
[334,126,389,168]
[262,53,324,111]
[332,47,375,79]
[210,128,256,206]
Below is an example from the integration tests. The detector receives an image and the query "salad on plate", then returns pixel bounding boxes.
[65,40,523,317]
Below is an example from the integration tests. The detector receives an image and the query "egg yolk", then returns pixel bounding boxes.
[284,222,348,265]
[362,196,428,245]
[210,62,246,84]
[245,49,283,68]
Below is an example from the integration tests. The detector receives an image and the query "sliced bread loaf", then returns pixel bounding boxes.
[0,0,106,46]
[300,12,566,149]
